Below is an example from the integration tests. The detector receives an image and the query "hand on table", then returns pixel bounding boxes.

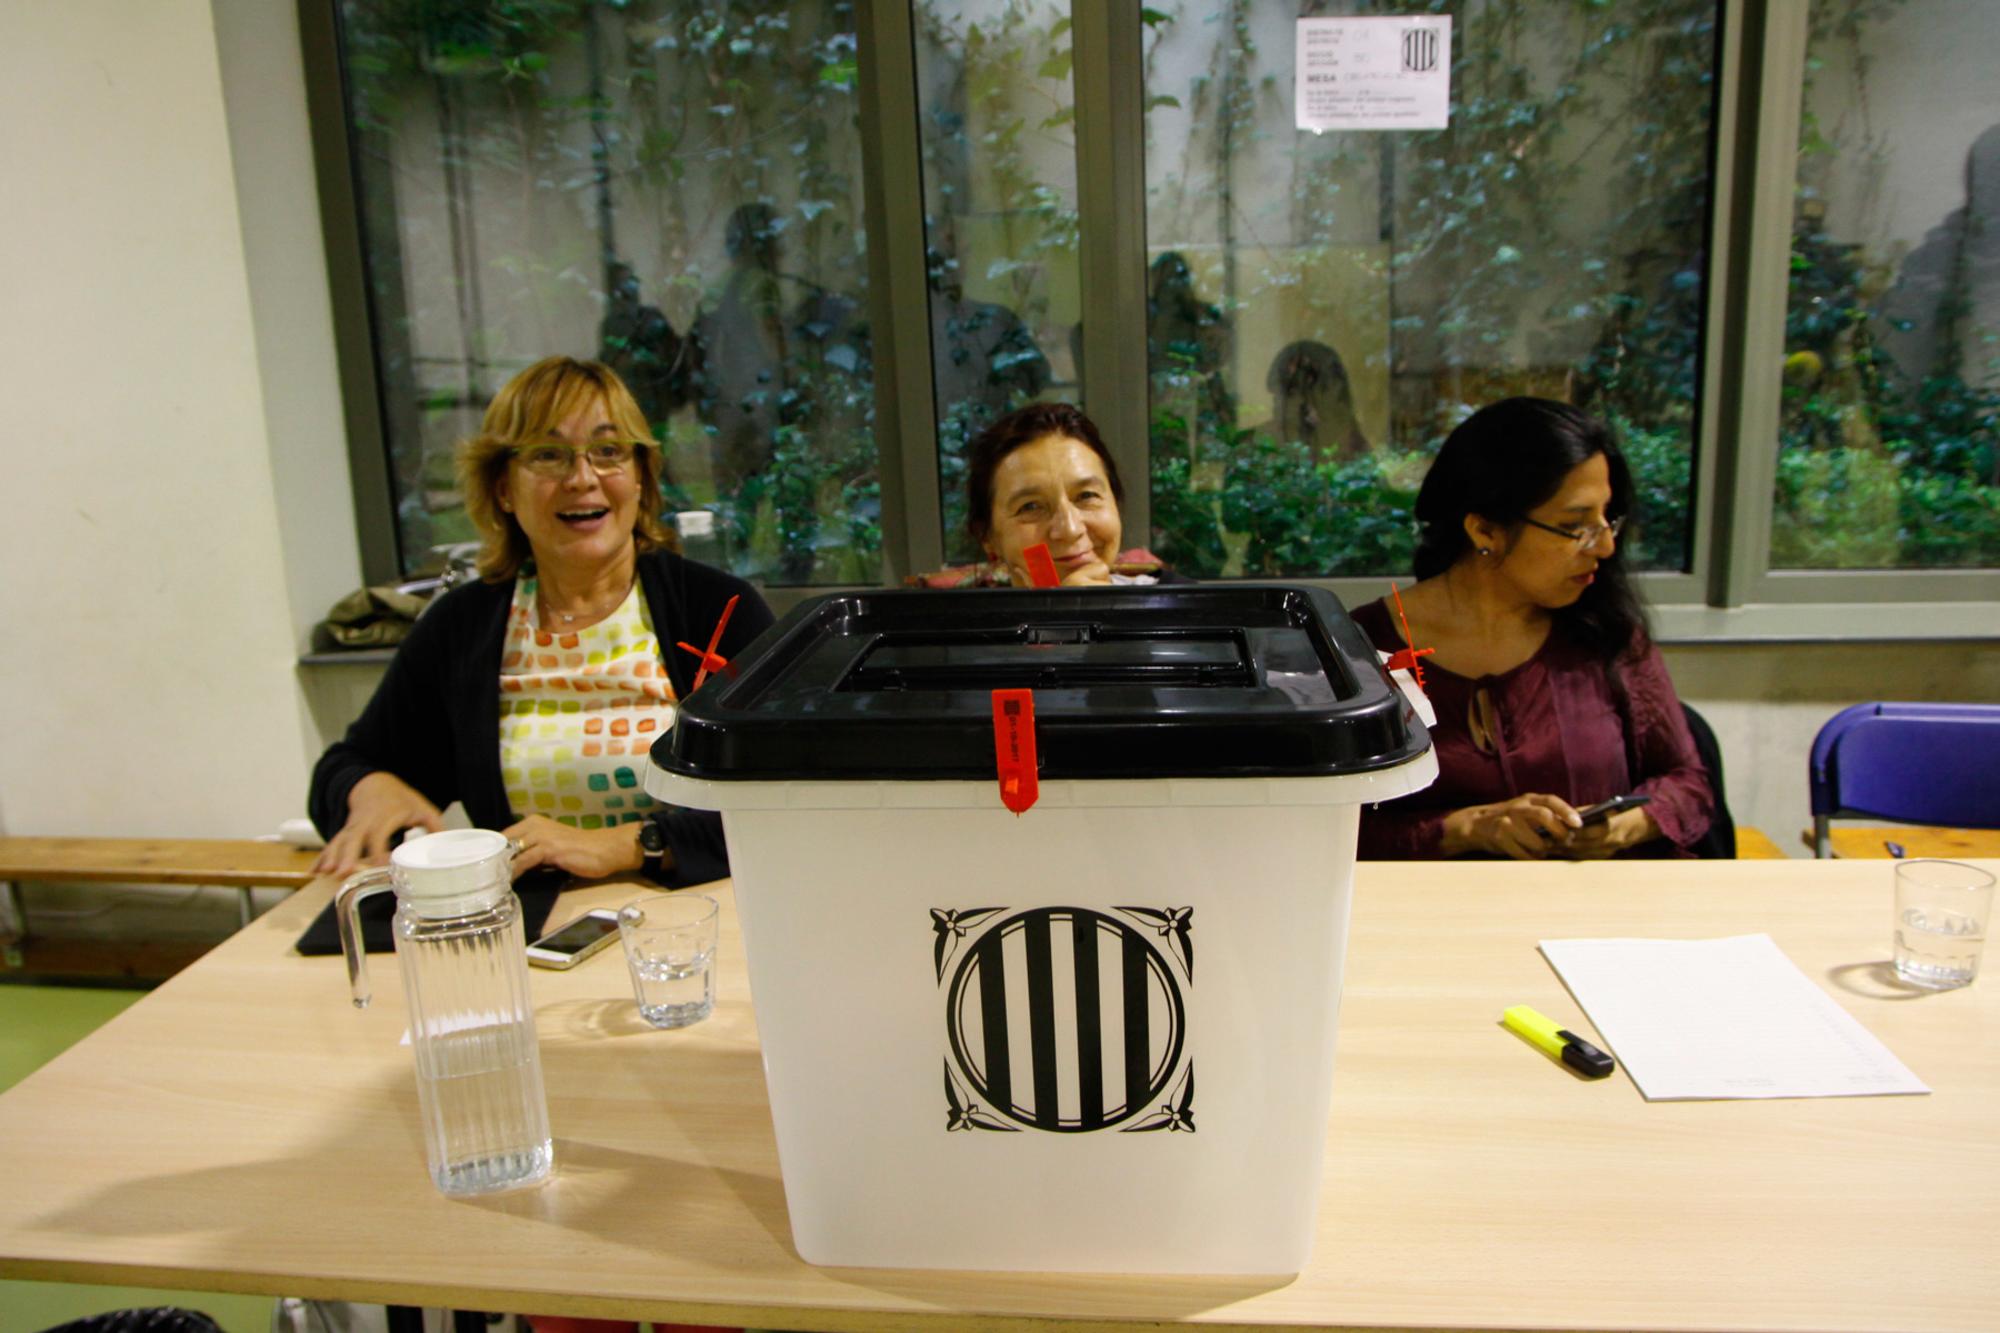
[1443,794,1582,860]
[313,771,445,877]
[504,814,647,880]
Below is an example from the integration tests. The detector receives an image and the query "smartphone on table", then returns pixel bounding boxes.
[1576,793,1652,826]
[525,908,623,969]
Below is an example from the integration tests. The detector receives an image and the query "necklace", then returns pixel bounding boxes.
[536,576,632,628]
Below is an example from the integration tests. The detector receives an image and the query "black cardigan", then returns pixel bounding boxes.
[308,550,775,887]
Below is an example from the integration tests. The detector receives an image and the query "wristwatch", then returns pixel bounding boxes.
[635,820,666,863]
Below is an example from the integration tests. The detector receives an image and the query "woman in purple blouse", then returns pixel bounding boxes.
[1353,398,1712,859]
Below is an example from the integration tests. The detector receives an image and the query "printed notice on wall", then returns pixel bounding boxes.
[1295,16,1451,132]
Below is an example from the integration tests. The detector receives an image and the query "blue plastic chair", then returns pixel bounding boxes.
[1809,702,2000,857]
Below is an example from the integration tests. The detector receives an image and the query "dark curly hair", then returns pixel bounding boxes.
[964,402,1124,550]
[1413,397,1648,665]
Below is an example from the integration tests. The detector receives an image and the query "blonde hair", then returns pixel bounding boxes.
[457,356,678,581]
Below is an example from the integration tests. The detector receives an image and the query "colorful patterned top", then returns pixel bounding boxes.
[498,576,677,830]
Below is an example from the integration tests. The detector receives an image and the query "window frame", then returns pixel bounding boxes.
[300,0,2000,630]
[1693,4,1999,633]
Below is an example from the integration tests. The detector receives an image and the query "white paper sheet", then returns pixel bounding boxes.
[1296,17,1452,133]
[1538,933,1929,1101]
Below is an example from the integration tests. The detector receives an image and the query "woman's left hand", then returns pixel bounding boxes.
[1564,807,1659,859]
[503,814,645,880]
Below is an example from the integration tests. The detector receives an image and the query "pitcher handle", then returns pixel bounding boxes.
[335,866,395,1010]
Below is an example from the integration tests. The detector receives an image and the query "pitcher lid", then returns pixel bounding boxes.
[389,829,513,907]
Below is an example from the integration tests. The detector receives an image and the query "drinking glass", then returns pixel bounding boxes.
[618,893,719,1027]
[1892,859,1995,990]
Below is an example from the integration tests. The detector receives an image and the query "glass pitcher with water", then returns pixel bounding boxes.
[336,828,554,1196]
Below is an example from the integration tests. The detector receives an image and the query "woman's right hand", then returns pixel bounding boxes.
[312,771,445,877]
[1441,794,1583,860]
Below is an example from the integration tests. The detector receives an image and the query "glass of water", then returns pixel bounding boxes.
[1892,859,1996,991]
[618,893,720,1028]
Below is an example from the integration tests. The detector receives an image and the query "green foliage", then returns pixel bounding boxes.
[1771,448,1901,568]
[1147,412,1420,579]
[915,0,1080,318]
[1144,0,1716,577]
[1893,467,2000,568]
[345,0,881,581]
[1219,433,1419,578]
[716,414,882,583]
[350,0,1994,586]
[1772,13,2000,573]
[1146,448,1228,577]
[1140,0,1990,579]
[1605,411,1692,570]
[1775,421,2000,571]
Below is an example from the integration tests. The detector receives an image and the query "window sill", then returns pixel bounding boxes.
[299,649,396,667]
[1650,601,2000,645]
[293,596,1997,673]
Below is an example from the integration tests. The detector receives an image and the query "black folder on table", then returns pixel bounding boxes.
[293,868,568,955]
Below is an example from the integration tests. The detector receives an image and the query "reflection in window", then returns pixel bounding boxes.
[1141,2,1718,578]
[914,1,1078,561]
[336,2,875,584]
[1771,0,2000,570]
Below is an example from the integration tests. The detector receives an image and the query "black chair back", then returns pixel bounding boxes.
[1681,703,1736,860]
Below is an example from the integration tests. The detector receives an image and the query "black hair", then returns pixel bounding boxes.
[965,402,1123,549]
[1413,397,1648,664]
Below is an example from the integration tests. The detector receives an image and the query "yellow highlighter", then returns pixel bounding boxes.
[1502,1005,1616,1079]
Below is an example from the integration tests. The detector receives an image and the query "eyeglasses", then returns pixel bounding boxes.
[1521,514,1626,550]
[510,439,641,478]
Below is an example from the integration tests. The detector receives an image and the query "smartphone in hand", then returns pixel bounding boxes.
[1576,793,1652,826]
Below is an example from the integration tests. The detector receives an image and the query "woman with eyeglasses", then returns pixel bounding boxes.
[1353,397,1712,860]
[309,355,774,883]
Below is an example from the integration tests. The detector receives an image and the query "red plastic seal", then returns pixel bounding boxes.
[684,593,741,690]
[1021,543,1061,588]
[1383,581,1435,690]
[676,641,729,673]
[991,688,1039,814]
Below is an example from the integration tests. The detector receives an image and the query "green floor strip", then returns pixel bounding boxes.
[0,985,274,1332]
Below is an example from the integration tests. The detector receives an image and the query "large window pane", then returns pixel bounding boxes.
[914,1,1079,561]
[1769,0,2000,570]
[1141,2,1718,578]
[337,1,875,584]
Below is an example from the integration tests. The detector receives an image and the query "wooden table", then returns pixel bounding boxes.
[1,860,1996,1332]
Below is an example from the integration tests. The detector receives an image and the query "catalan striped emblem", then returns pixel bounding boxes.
[935,906,1195,1134]
[1402,26,1440,73]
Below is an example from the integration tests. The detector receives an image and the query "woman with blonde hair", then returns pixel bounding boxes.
[309,355,773,885]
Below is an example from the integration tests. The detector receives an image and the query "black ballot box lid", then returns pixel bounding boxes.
[650,585,1430,784]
